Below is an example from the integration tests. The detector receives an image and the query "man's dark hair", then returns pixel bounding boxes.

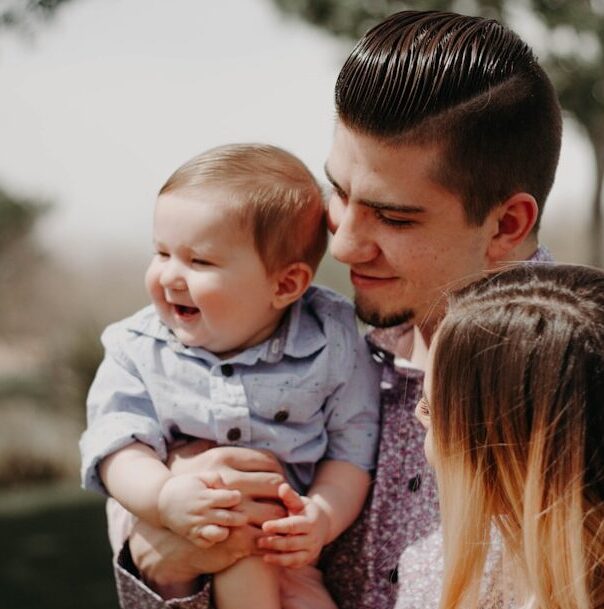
[335,10,562,230]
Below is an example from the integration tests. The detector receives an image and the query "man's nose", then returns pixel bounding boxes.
[159,259,187,290]
[328,200,378,265]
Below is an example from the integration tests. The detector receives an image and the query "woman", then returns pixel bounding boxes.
[413,264,604,609]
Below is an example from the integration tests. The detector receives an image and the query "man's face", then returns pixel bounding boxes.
[326,121,495,338]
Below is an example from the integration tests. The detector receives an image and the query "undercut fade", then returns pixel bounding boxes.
[336,11,562,229]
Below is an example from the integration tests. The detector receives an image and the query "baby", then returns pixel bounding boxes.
[80,143,380,609]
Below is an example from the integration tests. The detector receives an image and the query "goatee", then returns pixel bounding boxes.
[355,298,414,328]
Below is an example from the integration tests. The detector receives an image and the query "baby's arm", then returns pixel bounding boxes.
[100,442,247,547]
[258,459,370,567]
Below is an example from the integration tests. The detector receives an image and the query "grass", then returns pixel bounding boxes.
[0,483,118,609]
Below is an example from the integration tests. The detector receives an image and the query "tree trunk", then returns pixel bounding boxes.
[588,131,604,268]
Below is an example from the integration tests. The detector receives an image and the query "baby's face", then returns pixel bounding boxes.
[145,188,282,355]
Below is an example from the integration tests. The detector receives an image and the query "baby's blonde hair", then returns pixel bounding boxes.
[159,143,327,274]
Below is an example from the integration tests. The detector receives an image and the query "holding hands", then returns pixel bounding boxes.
[157,473,247,548]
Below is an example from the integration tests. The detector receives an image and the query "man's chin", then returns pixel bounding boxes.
[355,299,414,328]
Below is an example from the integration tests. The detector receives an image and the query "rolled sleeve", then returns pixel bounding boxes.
[114,543,213,609]
[324,328,381,471]
[80,326,166,495]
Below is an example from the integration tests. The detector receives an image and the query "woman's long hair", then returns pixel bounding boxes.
[431,264,604,609]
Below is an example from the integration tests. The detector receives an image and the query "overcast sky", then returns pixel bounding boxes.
[0,0,596,269]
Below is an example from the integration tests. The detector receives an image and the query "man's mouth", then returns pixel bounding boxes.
[350,270,397,288]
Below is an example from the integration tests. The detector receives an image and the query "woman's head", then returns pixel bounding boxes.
[425,263,604,609]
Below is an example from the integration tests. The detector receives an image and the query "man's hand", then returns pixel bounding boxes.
[258,483,331,568]
[129,518,259,598]
[167,443,287,527]
[127,443,287,598]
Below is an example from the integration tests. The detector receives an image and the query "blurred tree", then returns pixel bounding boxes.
[0,0,76,34]
[0,0,72,334]
[272,0,604,266]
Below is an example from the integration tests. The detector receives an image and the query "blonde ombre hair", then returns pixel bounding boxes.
[159,143,327,274]
[431,264,604,609]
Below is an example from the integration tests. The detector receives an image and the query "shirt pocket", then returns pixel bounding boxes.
[245,374,325,425]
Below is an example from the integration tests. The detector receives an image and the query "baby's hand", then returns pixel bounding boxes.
[257,483,330,568]
[157,473,247,548]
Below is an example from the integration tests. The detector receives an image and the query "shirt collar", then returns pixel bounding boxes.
[126,295,327,366]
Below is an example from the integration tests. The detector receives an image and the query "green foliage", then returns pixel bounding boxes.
[0,187,48,255]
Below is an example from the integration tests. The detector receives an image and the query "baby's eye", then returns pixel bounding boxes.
[156,250,169,259]
[191,258,213,266]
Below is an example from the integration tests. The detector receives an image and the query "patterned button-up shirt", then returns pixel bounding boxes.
[81,285,380,496]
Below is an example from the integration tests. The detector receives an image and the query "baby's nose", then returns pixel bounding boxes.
[160,261,187,289]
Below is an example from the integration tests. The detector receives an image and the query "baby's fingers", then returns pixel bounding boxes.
[196,488,242,511]
[205,508,248,528]
[262,515,310,536]
[263,550,310,568]
[257,533,310,553]
[278,482,305,514]
[194,523,230,544]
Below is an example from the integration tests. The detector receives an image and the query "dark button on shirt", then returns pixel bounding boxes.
[226,427,241,441]
[221,364,234,377]
[408,474,422,492]
[273,410,289,423]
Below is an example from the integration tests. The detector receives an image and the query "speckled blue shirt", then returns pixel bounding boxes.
[81,285,381,495]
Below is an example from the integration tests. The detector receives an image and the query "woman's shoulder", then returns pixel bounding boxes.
[395,526,522,609]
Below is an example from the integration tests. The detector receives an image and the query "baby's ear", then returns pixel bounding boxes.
[272,262,313,309]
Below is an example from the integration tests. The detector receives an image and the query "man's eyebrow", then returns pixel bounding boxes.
[324,165,425,214]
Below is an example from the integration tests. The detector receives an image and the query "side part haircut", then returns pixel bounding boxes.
[160,143,327,274]
[336,10,562,229]
[432,264,604,609]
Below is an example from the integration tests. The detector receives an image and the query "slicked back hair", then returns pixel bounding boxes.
[336,11,562,230]
[159,143,327,275]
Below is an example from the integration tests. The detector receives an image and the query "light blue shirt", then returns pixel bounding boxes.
[80,285,381,494]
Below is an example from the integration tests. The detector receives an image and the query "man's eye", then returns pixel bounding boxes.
[331,185,347,201]
[376,211,415,227]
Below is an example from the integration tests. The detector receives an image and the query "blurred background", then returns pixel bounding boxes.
[1,1,602,607]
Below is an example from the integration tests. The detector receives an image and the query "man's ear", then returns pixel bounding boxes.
[486,192,538,263]
[271,262,313,310]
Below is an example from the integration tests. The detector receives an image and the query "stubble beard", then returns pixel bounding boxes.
[354,296,414,328]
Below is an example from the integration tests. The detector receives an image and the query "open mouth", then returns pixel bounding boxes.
[173,304,200,318]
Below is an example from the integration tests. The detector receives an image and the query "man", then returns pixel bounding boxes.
[111,10,561,609]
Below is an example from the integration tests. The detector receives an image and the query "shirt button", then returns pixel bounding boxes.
[226,427,241,441]
[388,567,398,583]
[408,474,422,492]
[273,409,289,423]
[221,364,234,377]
